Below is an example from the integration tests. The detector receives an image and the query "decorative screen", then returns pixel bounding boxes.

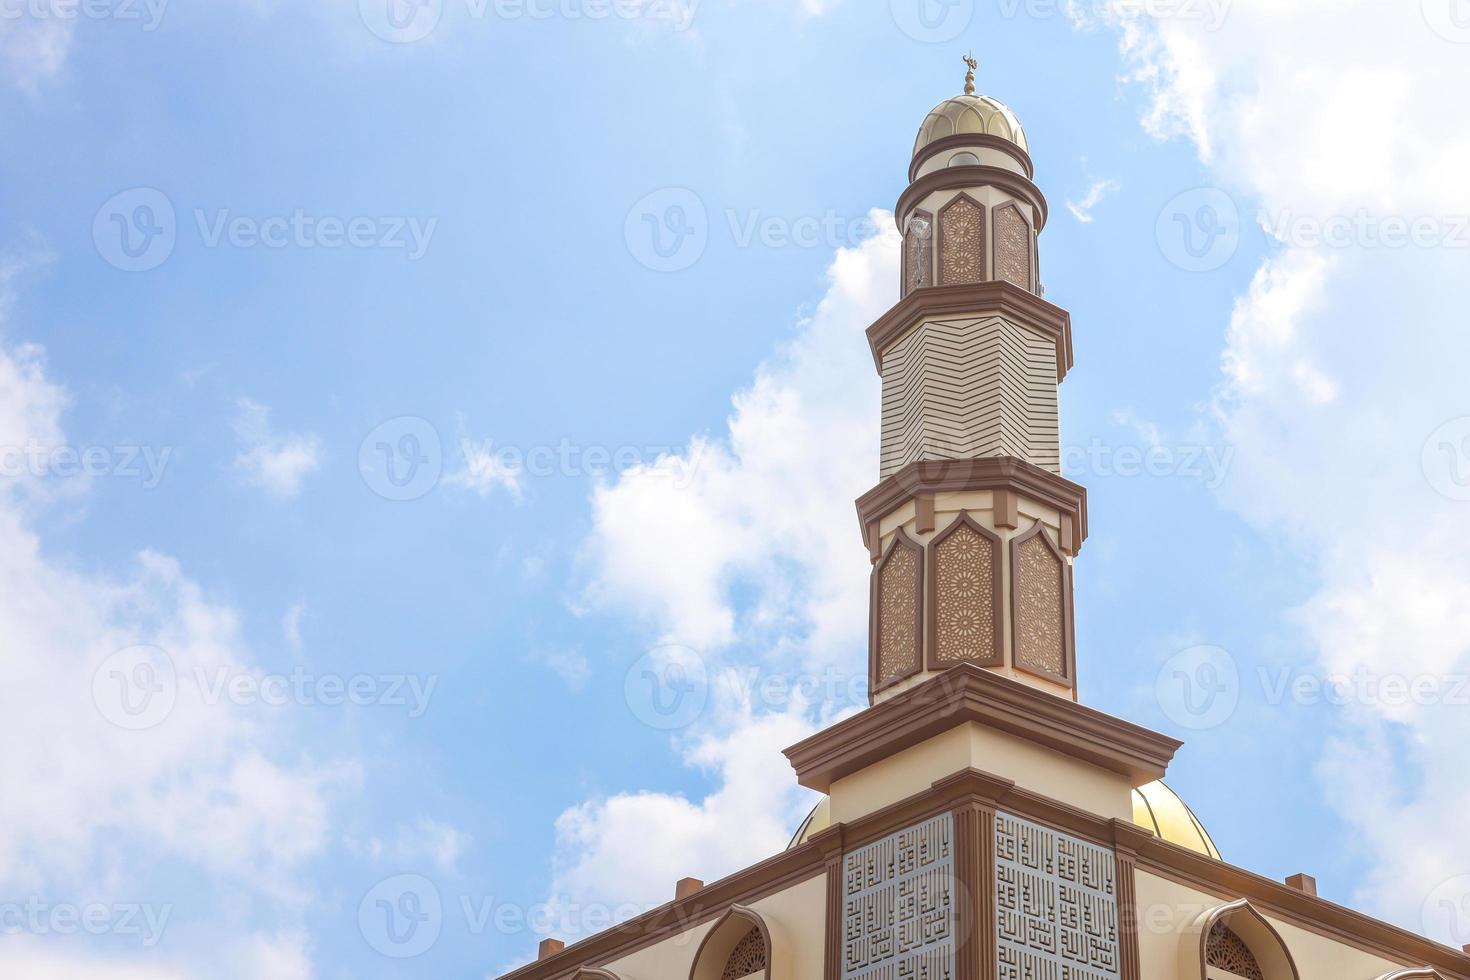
[995,812,1120,980]
[842,813,955,980]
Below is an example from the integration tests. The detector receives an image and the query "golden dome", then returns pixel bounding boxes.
[1132,780,1222,860]
[913,94,1029,157]
[787,797,831,850]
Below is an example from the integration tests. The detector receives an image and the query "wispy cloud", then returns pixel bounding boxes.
[1066,177,1120,223]
[231,399,320,499]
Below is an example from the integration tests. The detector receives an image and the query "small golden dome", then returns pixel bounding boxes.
[913,94,1029,157]
[787,797,831,850]
[1132,780,1222,860]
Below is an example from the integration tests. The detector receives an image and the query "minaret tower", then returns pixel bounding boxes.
[860,58,1085,704]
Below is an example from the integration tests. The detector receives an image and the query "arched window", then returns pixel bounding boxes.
[1182,901,1299,980]
[689,905,772,980]
[871,530,923,694]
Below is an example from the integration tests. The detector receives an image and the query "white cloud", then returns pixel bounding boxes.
[581,215,894,660]
[541,649,592,692]
[539,222,895,956]
[0,5,73,94]
[282,600,307,654]
[231,398,320,499]
[1088,0,1470,938]
[1066,177,1120,223]
[445,434,524,501]
[547,706,817,940]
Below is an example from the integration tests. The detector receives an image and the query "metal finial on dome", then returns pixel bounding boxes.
[963,52,978,95]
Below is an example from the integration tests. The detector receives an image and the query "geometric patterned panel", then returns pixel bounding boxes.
[940,196,986,285]
[933,520,998,663]
[722,926,768,980]
[995,812,1119,980]
[1013,530,1067,680]
[876,538,922,686]
[842,813,955,980]
[1205,922,1264,980]
[994,203,1033,291]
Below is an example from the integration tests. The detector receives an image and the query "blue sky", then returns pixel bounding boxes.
[4,0,1470,976]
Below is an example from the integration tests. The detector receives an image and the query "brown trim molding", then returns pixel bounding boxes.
[896,164,1049,234]
[857,457,1088,555]
[864,280,1073,381]
[783,664,1180,793]
[925,512,1005,672]
[822,848,843,980]
[502,767,1470,980]
[1007,522,1077,691]
[1116,848,1142,980]
[687,905,772,980]
[869,529,925,697]
[1191,899,1301,980]
[909,133,1035,183]
[953,802,982,980]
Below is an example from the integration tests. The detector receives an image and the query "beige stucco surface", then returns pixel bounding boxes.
[600,872,827,980]
[828,721,1132,825]
[1133,868,1410,980]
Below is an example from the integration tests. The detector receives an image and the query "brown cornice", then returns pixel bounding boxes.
[496,843,824,980]
[1113,820,1470,979]
[855,457,1089,550]
[908,134,1035,183]
[496,766,1470,980]
[895,164,1049,233]
[863,280,1073,382]
[781,664,1180,793]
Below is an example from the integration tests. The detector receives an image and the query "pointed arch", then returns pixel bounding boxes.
[1177,900,1300,980]
[870,529,924,695]
[1008,522,1074,686]
[688,905,772,980]
[938,192,987,285]
[993,201,1035,291]
[573,971,625,980]
[1375,972,1447,979]
[926,511,1003,670]
[902,207,935,296]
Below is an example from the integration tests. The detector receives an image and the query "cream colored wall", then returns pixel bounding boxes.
[872,499,1075,706]
[1133,869,1412,980]
[912,144,1029,180]
[599,873,828,980]
[750,873,827,980]
[827,721,1133,826]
